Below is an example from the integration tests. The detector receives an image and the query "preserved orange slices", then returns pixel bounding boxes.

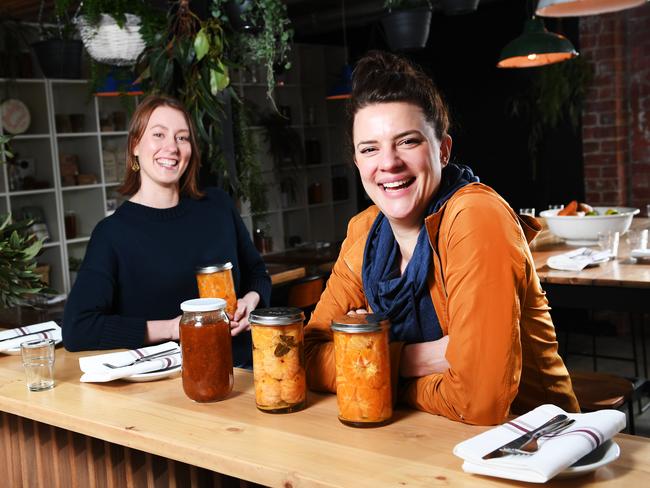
[250,308,306,413]
[196,263,237,317]
[331,314,392,427]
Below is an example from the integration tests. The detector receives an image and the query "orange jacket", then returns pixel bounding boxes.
[305,183,579,425]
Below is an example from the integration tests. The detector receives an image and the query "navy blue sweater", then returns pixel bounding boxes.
[62,188,271,367]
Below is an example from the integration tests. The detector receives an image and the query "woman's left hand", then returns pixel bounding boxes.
[229,291,260,336]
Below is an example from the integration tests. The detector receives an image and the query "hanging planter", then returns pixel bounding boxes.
[75,13,145,66]
[381,6,433,51]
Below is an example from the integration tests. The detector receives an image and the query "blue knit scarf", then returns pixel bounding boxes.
[362,164,479,343]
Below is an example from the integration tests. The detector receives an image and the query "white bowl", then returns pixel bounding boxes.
[539,207,640,245]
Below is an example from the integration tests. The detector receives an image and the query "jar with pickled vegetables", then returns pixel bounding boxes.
[179,298,233,402]
[331,314,392,427]
[249,307,306,413]
[195,263,237,317]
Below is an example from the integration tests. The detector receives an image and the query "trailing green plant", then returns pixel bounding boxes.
[0,134,14,162]
[259,110,304,169]
[0,214,46,308]
[39,0,77,40]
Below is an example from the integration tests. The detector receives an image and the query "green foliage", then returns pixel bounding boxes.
[0,134,14,161]
[258,110,303,169]
[41,0,77,40]
[0,215,46,308]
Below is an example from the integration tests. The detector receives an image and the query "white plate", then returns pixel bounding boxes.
[1,338,62,355]
[122,365,181,382]
[556,440,620,479]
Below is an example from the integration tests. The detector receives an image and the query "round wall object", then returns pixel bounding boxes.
[1,99,31,134]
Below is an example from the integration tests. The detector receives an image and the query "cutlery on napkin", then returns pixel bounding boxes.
[453,404,625,483]
[0,321,62,352]
[78,341,181,383]
[547,247,611,271]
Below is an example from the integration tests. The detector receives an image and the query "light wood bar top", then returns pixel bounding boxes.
[531,218,650,288]
[1,348,649,487]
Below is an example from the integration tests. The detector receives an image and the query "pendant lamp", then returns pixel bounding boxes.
[536,0,647,17]
[497,17,578,68]
[326,0,352,100]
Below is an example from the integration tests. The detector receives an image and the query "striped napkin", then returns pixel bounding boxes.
[453,404,625,483]
[79,341,181,383]
[0,321,62,353]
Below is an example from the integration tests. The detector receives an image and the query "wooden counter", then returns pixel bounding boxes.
[2,348,650,487]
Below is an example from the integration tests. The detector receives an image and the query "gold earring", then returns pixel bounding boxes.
[131,155,140,172]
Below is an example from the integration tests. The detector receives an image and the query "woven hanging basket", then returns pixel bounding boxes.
[75,13,146,66]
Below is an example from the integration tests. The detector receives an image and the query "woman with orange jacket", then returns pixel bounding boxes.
[304,51,579,425]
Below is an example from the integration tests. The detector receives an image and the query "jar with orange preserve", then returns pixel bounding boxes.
[249,307,306,413]
[179,298,233,402]
[331,314,392,427]
[195,263,237,317]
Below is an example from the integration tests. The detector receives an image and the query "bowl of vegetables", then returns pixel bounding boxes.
[539,202,639,245]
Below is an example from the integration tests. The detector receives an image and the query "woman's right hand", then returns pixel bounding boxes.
[145,315,181,344]
[400,335,450,378]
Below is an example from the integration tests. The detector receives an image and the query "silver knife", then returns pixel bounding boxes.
[0,328,56,343]
[482,414,570,460]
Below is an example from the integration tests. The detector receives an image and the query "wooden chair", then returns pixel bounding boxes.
[287,274,325,321]
[570,371,635,434]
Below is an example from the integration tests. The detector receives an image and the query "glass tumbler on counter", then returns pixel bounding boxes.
[195,263,237,317]
[21,338,56,391]
[331,314,392,427]
[179,298,233,402]
[249,307,306,413]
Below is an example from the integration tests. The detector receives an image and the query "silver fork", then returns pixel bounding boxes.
[102,348,178,369]
[501,418,575,455]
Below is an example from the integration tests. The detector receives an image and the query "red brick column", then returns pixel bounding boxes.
[580,4,650,208]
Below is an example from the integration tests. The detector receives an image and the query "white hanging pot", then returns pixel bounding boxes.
[75,13,146,66]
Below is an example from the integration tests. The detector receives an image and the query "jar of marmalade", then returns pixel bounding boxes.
[179,298,233,402]
[249,307,306,413]
[196,263,237,317]
[331,314,392,427]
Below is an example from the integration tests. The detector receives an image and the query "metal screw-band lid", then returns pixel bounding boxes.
[196,262,233,274]
[249,307,305,326]
[330,313,389,333]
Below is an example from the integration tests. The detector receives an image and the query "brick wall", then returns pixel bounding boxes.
[580,4,650,208]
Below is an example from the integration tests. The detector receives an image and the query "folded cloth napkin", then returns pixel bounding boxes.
[79,341,181,383]
[547,247,611,271]
[0,321,62,353]
[453,404,625,483]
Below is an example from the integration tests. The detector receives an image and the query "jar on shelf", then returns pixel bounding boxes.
[179,298,233,402]
[195,263,237,317]
[331,314,392,427]
[249,307,306,413]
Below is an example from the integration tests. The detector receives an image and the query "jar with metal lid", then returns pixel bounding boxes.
[249,307,306,413]
[179,298,233,402]
[196,262,237,317]
[331,314,392,427]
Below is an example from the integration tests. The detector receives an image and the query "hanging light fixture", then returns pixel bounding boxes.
[326,0,352,100]
[536,0,647,17]
[497,17,578,68]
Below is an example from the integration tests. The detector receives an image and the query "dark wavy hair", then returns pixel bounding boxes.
[347,50,450,151]
[118,95,203,199]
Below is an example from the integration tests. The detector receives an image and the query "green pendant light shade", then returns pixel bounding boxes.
[497,17,578,68]
[536,0,647,17]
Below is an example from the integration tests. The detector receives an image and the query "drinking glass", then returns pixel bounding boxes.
[597,231,620,259]
[519,208,535,217]
[623,229,649,263]
[21,338,55,391]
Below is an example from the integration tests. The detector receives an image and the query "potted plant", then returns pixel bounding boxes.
[381,0,433,51]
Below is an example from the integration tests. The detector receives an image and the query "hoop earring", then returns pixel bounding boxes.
[131,155,140,172]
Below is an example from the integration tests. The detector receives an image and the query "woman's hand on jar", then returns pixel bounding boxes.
[145,315,181,344]
[347,308,368,315]
[400,335,450,378]
[230,291,261,336]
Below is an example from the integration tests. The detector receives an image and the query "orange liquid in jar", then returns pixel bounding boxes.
[251,320,306,413]
[196,268,237,317]
[333,329,392,426]
[180,318,233,402]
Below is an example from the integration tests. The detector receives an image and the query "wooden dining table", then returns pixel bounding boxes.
[1,347,650,487]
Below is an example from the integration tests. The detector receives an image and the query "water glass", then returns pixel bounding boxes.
[519,208,536,217]
[597,231,620,258]
[20,339,55,391]
[548,204,565,211]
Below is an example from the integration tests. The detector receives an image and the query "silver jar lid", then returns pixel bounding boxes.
[196,262,233,274]
[249,307,305,326]
[330,313,389,333]
[181,298,227,312]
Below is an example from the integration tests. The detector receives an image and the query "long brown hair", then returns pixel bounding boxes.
[118,95,204,199]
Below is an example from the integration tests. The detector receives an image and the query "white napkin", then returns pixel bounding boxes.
[453,404,625,483]
[0,321,62,352]
[547,247,611,271]
[631,248,650,259]
[79,341,181,383]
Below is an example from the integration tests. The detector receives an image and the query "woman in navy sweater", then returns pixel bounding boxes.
[63,95,271,367]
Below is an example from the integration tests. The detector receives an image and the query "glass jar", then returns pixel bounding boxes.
[195,263,237,317]
[331,314,392,427]
[179,298,233,402]
[249,307,306,413]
